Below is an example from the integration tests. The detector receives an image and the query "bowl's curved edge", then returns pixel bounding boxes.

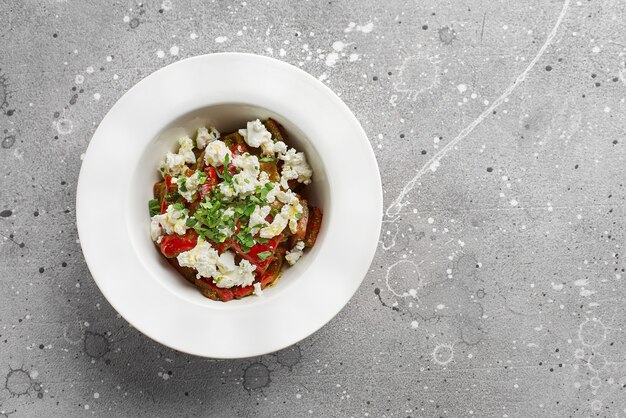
[76,52,383,359]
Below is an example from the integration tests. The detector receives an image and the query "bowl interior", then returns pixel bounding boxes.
[126,103,330,308]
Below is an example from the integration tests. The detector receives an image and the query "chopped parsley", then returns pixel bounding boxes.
[257,251,272,261]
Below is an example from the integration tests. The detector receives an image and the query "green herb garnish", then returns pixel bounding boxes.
[148,199,160,217]
[257,251,272,261]
[171,202,185,211]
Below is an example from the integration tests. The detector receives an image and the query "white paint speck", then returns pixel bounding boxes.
[106,55,112,62]
[123,16,130,23]
[93,93,101,100]
[510,199,518,206]
[411,321,419,329]
[356,22,374,33]
[156,50,165,58]
[349,53,359,62]
[75,75,84,84]
[592,45,601,53]
[325,52,339,67]
[457,84,467,93]
[190,33,198,40]
[436,304,445,310]
[332,41,347,52]
[604,106,610,112]
[161,0,172,11]
[427,217,434,224]
[94,392,100,399]
[86,66,94,74]
[113,74,119,80]
[215,36,228,43]
[279,48,286,57]
[170,45,179,56]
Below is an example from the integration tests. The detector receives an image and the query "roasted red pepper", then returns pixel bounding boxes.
[198,167,219,200]
[231,236,281,275]
[160,230,198,258]
[231,143,247,156]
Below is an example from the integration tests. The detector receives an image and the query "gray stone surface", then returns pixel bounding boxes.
[1,0,625,416]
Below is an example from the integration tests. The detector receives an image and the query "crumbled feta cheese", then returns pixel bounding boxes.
[213,252,256,288]
[248,205,271,235]
[173,171,203,202]
[218,182,236,198]
[279,148,312,188]
[230,154,261,196]
[239,119,287,156]
[264,140,287,156]
[264,182,281,204]
[178,136,196,164]
[177,239,219,278]
[259,210,289,239]
[196,126,220,150]
[204,140,233,167]
[259,200,302,238]
[285,240,305,265]
[284,200,304,234]
[253,282,263,296]
[150,218,163,243]
[159,136,196,177]
[160,152,186,176]
[177,240,257,287]
[275,188,299,205]
[150,204,189,240]
[239,119,272,148]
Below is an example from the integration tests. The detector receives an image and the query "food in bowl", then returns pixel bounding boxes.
[148,118,323,301]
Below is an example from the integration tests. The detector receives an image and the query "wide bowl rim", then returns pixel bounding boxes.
[76,52,382,358]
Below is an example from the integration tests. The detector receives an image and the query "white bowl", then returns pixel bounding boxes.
[76,53,382,358]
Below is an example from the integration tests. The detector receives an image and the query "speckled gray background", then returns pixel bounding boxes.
[1,0,625,417]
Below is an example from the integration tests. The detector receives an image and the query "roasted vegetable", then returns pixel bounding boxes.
[264,118,287,143]
[304,206,322,247]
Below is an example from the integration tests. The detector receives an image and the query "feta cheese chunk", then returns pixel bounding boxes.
[213,252,256,288]
[150,218,164,243]
[259,210,288,239]
[204,140,233,167]
[178,136,196,164]
[230,154,261,196]
[248,205,271,235]
[239,119,272,148]
[159,136,196,177]
[173,171,203,202]
[150,204,189,241]
[196,126,220,150]
[177,240,258,287]
[285,240,305,265]
[160,152,186,176]
[253,282,263,296]
[279,148,313,188]
[177,239,219,278]
[239,119,287,156]
[259,199,302,238]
